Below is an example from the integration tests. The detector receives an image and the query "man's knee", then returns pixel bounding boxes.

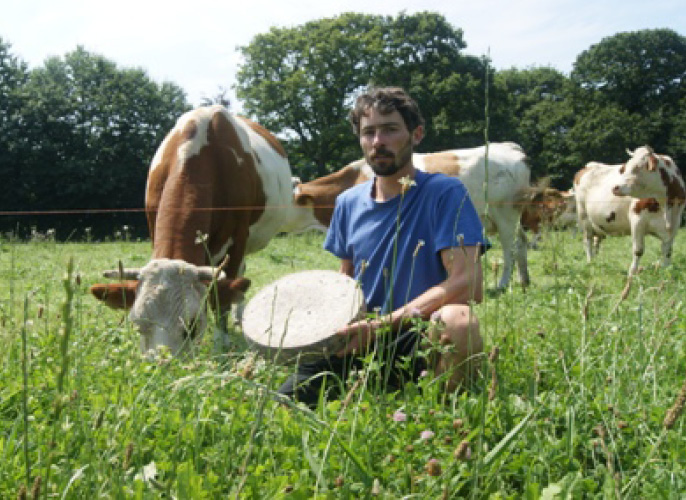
[429,304,483,389]
[431,304,481,351]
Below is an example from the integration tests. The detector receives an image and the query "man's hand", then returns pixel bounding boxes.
[335,319,376,357]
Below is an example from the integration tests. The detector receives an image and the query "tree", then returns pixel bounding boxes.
[572,29,686,114]
[571,29,686,167]
[494,67,573,183]
[368,12,490,151]
[0,37,29,216]
[236,13,385,178]
[236,12,489,179]
[495,67,568,119]
[200,86,231,107]
[566,102,651,170]
[10,46,190,236]
[667,94,686,165]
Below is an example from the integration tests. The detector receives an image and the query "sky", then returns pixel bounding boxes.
[2,0,685,110]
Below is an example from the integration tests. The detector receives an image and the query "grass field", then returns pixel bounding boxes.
[1,227,685,498]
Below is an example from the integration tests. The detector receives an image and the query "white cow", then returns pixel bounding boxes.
[289,142,533,289]
[574,146,685,275]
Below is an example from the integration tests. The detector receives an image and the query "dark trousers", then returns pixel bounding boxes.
[277,327,428,408]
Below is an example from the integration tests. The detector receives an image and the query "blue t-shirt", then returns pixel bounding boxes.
[324,170,486,314]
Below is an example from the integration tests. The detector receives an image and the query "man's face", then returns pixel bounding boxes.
[359,108,421,177]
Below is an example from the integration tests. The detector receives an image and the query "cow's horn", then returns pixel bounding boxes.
[103,268,141,280]
[197,267,226,281]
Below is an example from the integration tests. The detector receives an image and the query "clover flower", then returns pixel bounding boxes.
[392,410,407,422]
[454,440,472,460]
[425,458,442,476]
[420,430,435,440]
[408,307,422,318]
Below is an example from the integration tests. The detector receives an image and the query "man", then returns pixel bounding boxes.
[278,87,486,407]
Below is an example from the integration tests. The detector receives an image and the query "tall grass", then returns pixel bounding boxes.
[1,229,685,498]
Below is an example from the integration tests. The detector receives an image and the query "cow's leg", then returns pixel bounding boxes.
[581,223,595,262]
[494,224,514,289]
[592,234,603,256]
[661,206,684,268]
[660,236,674,268]
[232,260,248,325]
[576,200,595,262]
[629,220,646,275]
[652,213,675,269]
[514,225,530,287]
[528,230,542,250]
[489,206,527,289]
[213,229,250,352]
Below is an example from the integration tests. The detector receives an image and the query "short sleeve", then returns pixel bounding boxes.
[434,181,486,252]
[324,197,352,260]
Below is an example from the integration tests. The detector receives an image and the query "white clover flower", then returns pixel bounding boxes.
[399,175,417,194]
[195,231,209,245]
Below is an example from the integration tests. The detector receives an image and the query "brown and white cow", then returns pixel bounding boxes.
[574,146,685,275]
[290,142,533,289]
[520,185,577,247]
[90,105,296,355]
[284,159,373,233]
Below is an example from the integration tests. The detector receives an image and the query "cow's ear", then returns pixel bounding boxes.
[294,192,314,207]
[214,278,251,310]
[231,277,251,293]
[90,281,138,310]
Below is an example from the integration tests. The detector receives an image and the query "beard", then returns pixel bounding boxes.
[367,138,414,177]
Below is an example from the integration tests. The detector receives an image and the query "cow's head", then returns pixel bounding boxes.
[613,146,665,198]
[290,180,334,232]
[90,258,250,356]
[520,184,573,233]
[284,161,372,234]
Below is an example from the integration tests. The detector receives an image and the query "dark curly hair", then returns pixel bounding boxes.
[349,87,425,136]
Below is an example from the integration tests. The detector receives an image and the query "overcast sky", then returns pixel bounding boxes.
[2,0,684,110]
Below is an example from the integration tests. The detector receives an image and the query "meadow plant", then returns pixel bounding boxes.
[1,228,686,497]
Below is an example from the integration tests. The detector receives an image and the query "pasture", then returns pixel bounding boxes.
[1,227,686,498]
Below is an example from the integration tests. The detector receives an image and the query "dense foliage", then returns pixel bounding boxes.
[1,20,685,235]
[237,19,686,185]
[236,12,492,178]
[0,40,190,237]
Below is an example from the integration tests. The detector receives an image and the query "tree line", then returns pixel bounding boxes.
[1,12,685,238]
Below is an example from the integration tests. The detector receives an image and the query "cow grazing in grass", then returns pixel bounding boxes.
[574,146,685,275]
[520,184,577,248]
[291,142,533,289]
[90,106,295,355]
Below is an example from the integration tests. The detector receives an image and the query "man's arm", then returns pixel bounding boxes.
[335,245,483,356]
[340,259,355,277]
